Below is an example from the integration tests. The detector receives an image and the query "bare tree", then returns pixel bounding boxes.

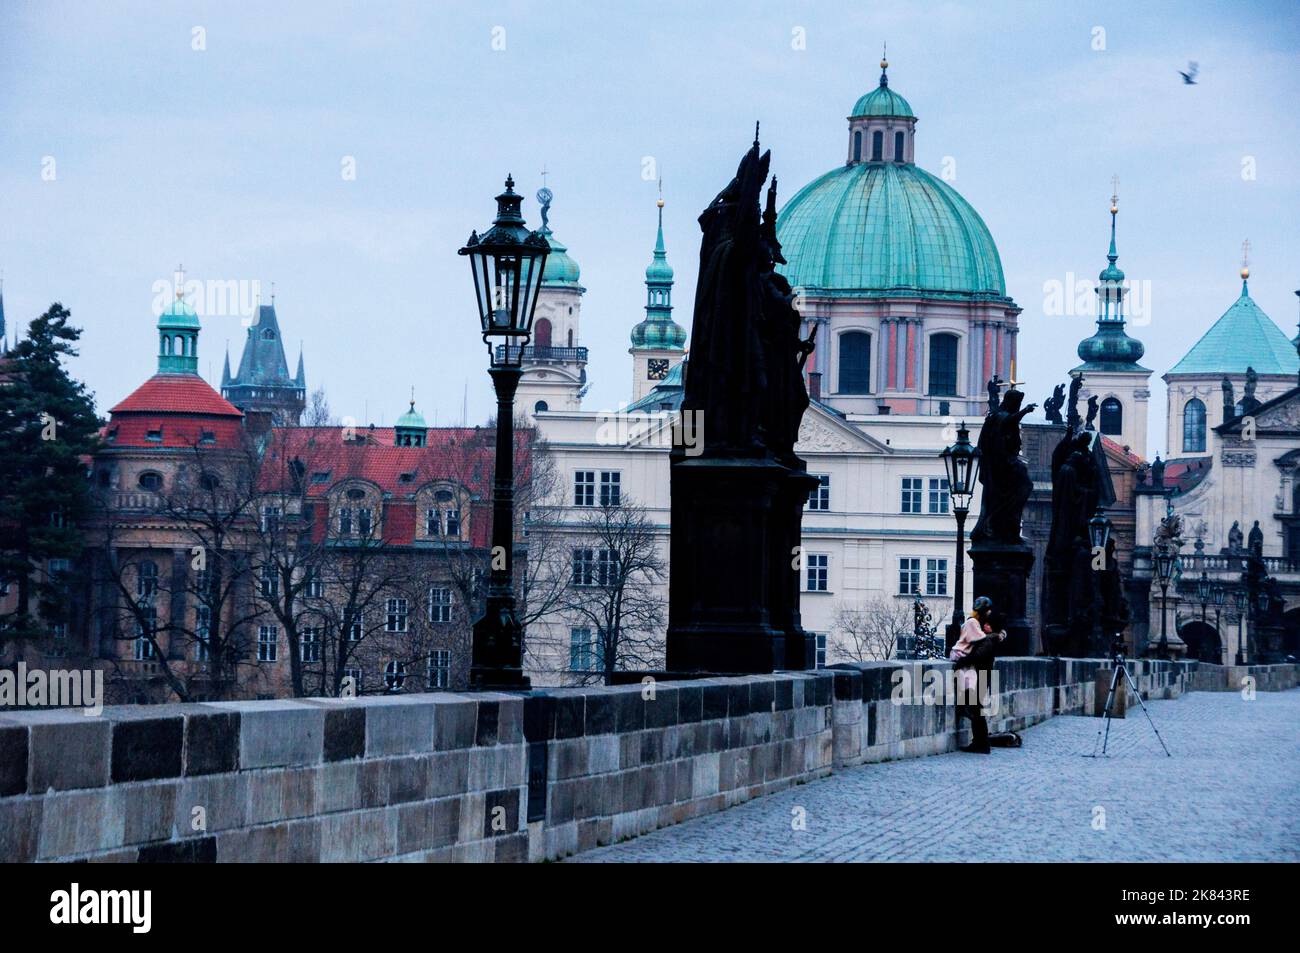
[559,498,666,684]
[94,441,268,702]
[830,596,928,662]
[303,387,335,427]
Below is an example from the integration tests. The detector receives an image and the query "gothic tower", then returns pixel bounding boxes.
[222,298,306,428]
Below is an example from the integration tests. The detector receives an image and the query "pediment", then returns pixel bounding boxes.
[796,405,891,455]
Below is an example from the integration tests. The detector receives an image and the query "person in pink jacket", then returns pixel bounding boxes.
[949,596,1006,754]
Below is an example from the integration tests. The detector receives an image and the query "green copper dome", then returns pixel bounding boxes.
[395,404,426,429]
[776,163,1006,298]
[540,231,581,286]
[158,295,200,330]
[851,85,915,119]
[1168,280,1300,376]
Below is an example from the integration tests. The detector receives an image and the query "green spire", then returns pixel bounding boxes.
[1075,191,1146,371]
[158,265,200,374]
[631,196,686,350]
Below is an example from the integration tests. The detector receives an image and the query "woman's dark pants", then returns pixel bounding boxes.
[958,703,989,751]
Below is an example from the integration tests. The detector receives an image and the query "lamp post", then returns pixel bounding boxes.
[1212,584,1226,663]
[1233,585,1248,665]
[459,175,550,690]
[1153,545,1176,660]
[940,422,980,652]
[1195,569,1211,624]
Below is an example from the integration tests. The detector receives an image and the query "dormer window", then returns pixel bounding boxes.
[311,471,331,484]
[261,328,276,340]
[199,430,216,445]
[146,428,163,443]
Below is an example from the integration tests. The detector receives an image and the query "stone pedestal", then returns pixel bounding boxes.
[772,468,821,670]
[665,455,790,674]
[969,541,1034,656]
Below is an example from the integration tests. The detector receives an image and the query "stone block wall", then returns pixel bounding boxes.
[0,673,833,864]
[1187,662,1300,693]
[827,657,1193,769]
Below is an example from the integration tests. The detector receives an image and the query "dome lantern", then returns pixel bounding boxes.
[846,49,916,166]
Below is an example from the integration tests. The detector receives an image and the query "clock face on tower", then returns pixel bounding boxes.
[647,359,669,380]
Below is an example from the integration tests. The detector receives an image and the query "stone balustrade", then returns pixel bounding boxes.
[1,659,1295,863]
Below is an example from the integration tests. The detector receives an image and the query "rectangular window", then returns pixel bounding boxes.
[815,633,827,669]
[427,650,451,689]
[901,477,923,514]
[925,557,949,596]
[928,477,950,514]
[428,587,452,623]
[444,508,461,537]
[357,508,372,537]
[301,627,321,663]
[260,505,282,533]
[599,471,621,507]
[348,612,363,642]
[805,554,829,592]
[899,557,922,596]
[258,625,278,662]
[807,474,831,511]
[426,509,440,537]
[344,668,363,693]
[572,548,595,587]
[305,570,324,599]
[194,606,211,662]
[134,605,157,660]
[574,471,595,507]
[596,549,618,587]
[338,507,352,535]
[47,558,71,579]
[569,627,604,672]
[385,598,408,633]
[260,564,278,599]
[48,623,68,657]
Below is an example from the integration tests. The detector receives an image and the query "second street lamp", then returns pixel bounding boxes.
[1196,569,1211,623]
[940,422,980,653]
[459,174,550,690]
[1233,585,1249,665]
[1153,545,1176,660]
[1212,583,1226,663]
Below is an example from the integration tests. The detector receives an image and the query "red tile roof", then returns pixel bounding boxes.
[1101,436,1145,467]
[110,374,243,417]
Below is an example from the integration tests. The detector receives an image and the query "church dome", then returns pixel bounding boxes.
[850,84,915,119]
[157,295,200,330]
[395,404,426,429]
[541,232,581,286]
[777,162,1006,298]
[630,316,686,349]
[1077,325,1145,368]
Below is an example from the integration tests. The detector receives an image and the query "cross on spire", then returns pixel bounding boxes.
[541,162,548,188]
[1110,174,1119,208]
[174,263,185,299]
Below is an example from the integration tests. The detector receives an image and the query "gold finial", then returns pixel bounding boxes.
[880,41,888,70]
[1241,238,1251,279]
[656,176,664,208]
[1110,174,1119,214]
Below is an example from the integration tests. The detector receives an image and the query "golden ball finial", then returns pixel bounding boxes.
[1241,266,1250,279]
[656,198,665,208]
[880,57,888,70]
[1110,203,1118,214]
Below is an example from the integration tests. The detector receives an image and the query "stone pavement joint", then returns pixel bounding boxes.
[571,690,1300,862]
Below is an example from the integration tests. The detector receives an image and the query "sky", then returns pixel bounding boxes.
[1,0,1298,458]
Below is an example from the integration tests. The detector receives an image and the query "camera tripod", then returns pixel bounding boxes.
[1088,637,1172,758]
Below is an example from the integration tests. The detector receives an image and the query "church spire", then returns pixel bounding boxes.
[630,190,685,352]
[1075,184,1145,370]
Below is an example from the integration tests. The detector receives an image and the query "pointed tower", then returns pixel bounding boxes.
[222,299,306,427]
[629,193,687,402]
[157,278,202,375]
[1073,186,1151,455]
[516,183,589,420]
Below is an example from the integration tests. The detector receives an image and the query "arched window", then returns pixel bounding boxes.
[1183,398,1207,453]
[894,131,905,162]
[567,329,573,346]
[162,336,172,355]
[871,131,883,161]
[384,660,407,692]
[1099,397,1123,436]
[853,131,862,162]
[927,333,959,396]
[534,317,552,348]
[838,331,871,394]
[534,400,549,414]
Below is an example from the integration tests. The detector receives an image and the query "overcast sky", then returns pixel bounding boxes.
[2,0,1298,457]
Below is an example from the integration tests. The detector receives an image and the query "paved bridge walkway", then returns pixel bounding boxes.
[572,689,1300,862]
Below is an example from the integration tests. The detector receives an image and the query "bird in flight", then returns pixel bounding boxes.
[1179,61,1199,84]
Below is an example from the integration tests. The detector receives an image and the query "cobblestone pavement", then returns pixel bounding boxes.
[573,690,1300,862]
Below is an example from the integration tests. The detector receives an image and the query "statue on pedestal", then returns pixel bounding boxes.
[1043,384,1066,425]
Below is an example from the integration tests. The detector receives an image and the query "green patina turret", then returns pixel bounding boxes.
[850,55,915,119]
[1075,194,1148,372]
[394,392,428,447]
[157,276,201,374]
[630,198,686,350]
[535,187,583,289]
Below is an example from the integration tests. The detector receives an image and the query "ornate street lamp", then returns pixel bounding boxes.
[1212,584,1226,662]
[1195,569,1211,623]
[940,422,980,651]
[459,175,550,690]
[1232,585,1249,665]
[1088,508,1111,551]
[1153,546,1177,660]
